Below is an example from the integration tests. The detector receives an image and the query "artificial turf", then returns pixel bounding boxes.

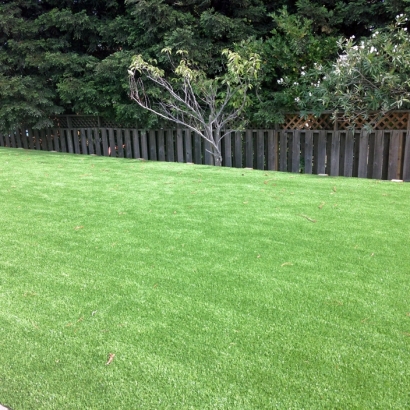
[0,147,409,409]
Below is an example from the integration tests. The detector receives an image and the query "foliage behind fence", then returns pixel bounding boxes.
[1,125,409,181]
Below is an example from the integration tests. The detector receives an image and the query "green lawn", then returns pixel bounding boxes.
[0,147,409,409]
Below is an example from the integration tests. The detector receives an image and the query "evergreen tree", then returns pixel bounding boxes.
[1,0,408,131]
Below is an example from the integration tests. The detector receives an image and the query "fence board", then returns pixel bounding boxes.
[92,128,100,156]
[367,132,375,178]
[316,131,326,174]
[16,128,25,148]
[39,129,47,151]
[166,130,174,162]
[108,128,115,156]
[116,129,124,158]
[100,129,108,156]
[26,129,32,149]
[403,131,410,182]
[352,132,361,177]
[63,129,72,153]
[325,132,332,175]
[15,129,23,148]
[287,132,293,172]
[176,129,184,163]
[49,129,55,151]
[149,130,157,160]
[124,129,131,158]
[130,129,139,158]
[329,131,340,176]
[194,133,201,164]
[291,130,300,173]
[397,131,404,178]
[256,130,265,170]
[72,129,80,153]
[343,131,354,177]
[245,130,253,168]
[204,140,213,165]
[140,130,149,160]
[304,131,313,174]
[40,130,51,151]
[9,131,16,148]
[339,132,345,175]
[279,131,288,172]
[357,130,369,178]
[381,133,390,180]
[372,130,384,179]
[20,128,28,149]
[266,130,275,170]
[52,128,60,152]
[27,129,34,150]
[157,130,165,161]
[388,130,401,180]
[234,131,242,168]
[85,128,93,155]
[5,132,9,147]
[224,131,232,167]
[80,129,88,155]
[185,129,192,163]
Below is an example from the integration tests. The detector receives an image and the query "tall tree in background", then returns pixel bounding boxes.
[0,0,139,130]
[1,0,409,131]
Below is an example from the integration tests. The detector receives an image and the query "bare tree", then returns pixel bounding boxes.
[128,49,261,165]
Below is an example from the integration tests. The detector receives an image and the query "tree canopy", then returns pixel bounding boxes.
[1,0,409,131]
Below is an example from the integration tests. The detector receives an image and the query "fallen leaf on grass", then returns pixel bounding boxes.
[281,262,293,267]
[299,214,317,223]
[106,353,115,365]
[74,226,84,230]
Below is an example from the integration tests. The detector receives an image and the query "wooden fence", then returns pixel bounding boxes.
[1,127,409,181]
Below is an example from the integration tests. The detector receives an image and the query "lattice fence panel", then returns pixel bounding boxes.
[52,111,409,131]
[52,116,68,128]
[281,114,334,130]
[70,116,99,128]
[282,111,409,130]
[374,111,409,130]
[101,119,125,128]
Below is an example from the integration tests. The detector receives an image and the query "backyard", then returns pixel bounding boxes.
[0,147,409,409]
